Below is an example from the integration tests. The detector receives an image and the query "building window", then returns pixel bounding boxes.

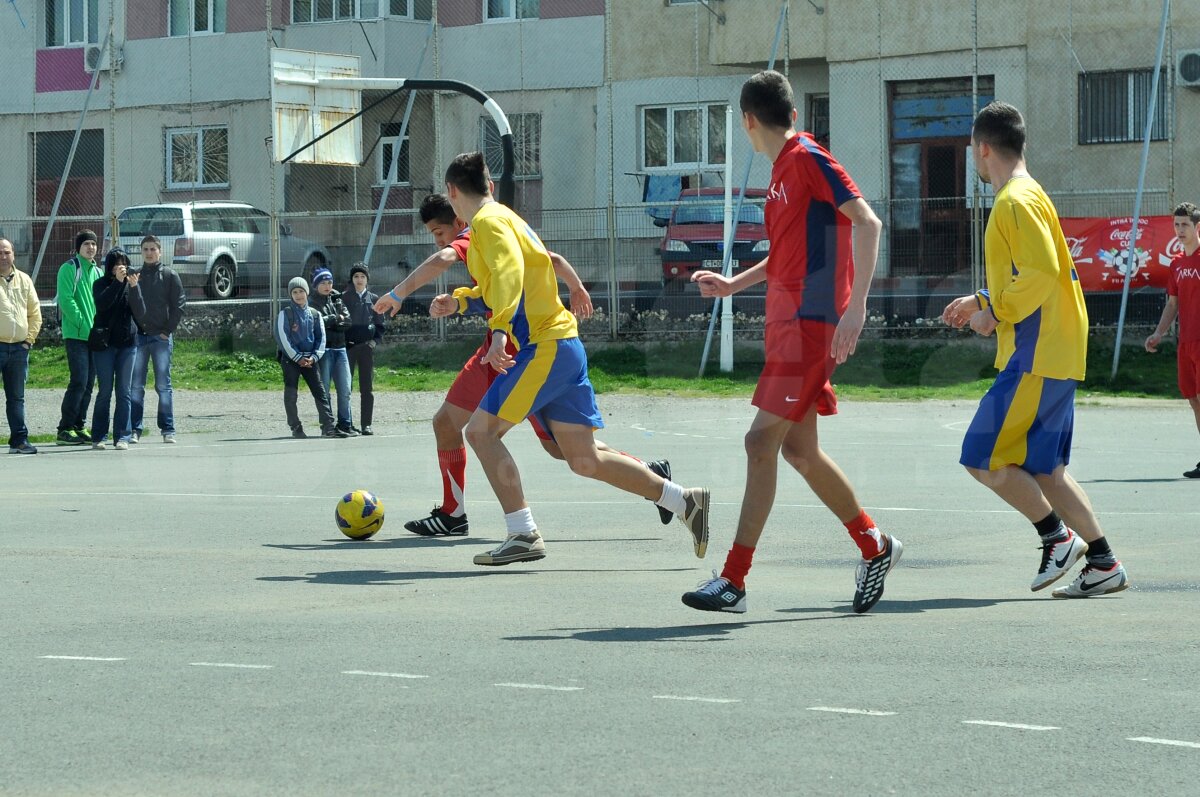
[377,123,410,184]
[484,0,539,22]
[45,0,99,46]
[480,113,541,178]
[169,0,226,36]
[642,103,727,171]
[808,94,830,148]
[166,126,229,189]
[1078,69,1170,144]
[293,0,400,23]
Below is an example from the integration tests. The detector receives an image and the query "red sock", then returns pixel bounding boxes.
[438,447,467,516]
[720,543,756,589]
[844,509,883,558]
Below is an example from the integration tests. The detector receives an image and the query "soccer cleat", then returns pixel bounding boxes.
[682,570,747,613]
[404,507,469,537]
[473,531,545,566]
[676,487,709,558]
[114,440,129,451]
[163,433,177,444]
[1052,562,1130,598]
[1184,462,1200,479]
[852,533,903,614]
[1032,529,1088,591]
[8,442,37,454]
[646,460,674,525]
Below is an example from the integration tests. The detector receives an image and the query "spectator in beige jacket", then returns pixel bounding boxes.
[0,238,43,454]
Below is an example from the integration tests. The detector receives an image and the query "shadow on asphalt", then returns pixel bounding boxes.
[503,614,854,643]
[778,597,1047,614]
[1078,478,1185,484]
[257,569,532,585]
[263,536,667,552]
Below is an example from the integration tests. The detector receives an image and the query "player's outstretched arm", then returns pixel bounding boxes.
[692,257,768,298]
[1146,295,1179,352]
[549,252,593,319]
[373,246,459,317]
[832,197,883,364]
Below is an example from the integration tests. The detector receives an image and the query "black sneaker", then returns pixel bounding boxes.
[323,427,350,439]
[646,460,674,525]
[56,430,82,446]
[72,429,91,444]
[1184,462,1200,478]
[291,426,307,439]
[404,507,469,536]
[8,441,37,454]
[338,425,360,437]
[852,533,903,614]
[682,570,747,613]
[361,426,374,436]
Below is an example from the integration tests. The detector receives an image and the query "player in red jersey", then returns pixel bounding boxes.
[1146,201,1200,478]
[680,70,899,614]
[373,194,676,538]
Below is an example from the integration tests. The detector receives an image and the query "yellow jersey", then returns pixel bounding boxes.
[460,202,576,349]
[976,177,1087,381]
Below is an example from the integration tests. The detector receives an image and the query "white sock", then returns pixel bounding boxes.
[504,507,537,536]
[655,481,686,515]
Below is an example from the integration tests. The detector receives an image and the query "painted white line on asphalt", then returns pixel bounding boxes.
[342,670,429,679]
[808,706,896,716]
[654,695,740,704]
[494,683,583,692]
[189,662,273,669]
[963,720,1059,731]
[1128,737,1200,750]
[39,655,126,661]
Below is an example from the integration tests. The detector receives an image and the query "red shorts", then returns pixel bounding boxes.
[1178,341,1200,398]
[751,319,838,422]
[444,335,551,440]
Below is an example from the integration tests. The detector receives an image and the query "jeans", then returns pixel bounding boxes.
[0,342,30,447]
[319,347,353,429]
[91,343,136,444]
[131,333,175,435]
[347,342,375,426]
[282,358,334,432]
[58,338,95,433]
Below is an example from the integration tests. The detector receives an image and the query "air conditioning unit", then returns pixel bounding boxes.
[84,43,123,74]
[1179,49,1200,90]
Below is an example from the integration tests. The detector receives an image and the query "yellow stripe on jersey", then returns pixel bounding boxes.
[988,372,1042,471]
[498,342,559,424]
[983,177,1088,381]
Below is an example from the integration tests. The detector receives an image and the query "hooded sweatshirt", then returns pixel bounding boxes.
[57,254,101,341]
[274,300,326,363]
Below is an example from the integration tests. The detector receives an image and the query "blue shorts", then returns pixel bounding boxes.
[960,369,1076,475]
[479,337,604,435]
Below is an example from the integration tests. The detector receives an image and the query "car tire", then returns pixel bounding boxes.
[205,258,236,300]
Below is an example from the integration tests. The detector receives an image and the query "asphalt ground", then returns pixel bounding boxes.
[2,390,1199,796]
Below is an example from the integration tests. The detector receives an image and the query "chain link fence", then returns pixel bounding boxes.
[2,0,1194,349]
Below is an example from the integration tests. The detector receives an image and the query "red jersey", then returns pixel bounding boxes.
[1168,250,1200,344]
[450,228,471,263]
[764,133,861,325]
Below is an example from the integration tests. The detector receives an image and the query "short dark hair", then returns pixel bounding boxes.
[740,70,795,130]
[420,193,458,225]
[74,229,98,252]
[1174,202,1200,224]
[972,101,1026,157]
[140,235,160,248]
[444,152,490,197]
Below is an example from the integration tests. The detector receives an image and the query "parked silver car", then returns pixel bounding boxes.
[110,202,330,299]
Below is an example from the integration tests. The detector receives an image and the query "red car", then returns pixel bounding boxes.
[654,187,769,290]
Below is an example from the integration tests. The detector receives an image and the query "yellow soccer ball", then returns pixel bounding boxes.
[335,490,385,539]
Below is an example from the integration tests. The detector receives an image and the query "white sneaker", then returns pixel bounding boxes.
[92,441,107,450]
[114,440,129,451]
[1031,529,1088,591]
[163,433,177,444]
[472,531,545,566]
[1052,562,1129,598]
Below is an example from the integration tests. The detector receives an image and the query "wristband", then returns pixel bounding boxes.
[387,290,401,302]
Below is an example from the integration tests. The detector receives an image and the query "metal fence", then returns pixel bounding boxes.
[3,0,1194,348]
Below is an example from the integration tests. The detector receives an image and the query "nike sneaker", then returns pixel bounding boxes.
[1052,562,1129,598]
[852,533,903,614]
[682,570,747,613]
[472,531,545,566]
[1032,528,1088,591]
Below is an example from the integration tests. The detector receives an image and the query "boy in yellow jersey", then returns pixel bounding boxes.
[436,152,709,566]
[942,102,1128,598]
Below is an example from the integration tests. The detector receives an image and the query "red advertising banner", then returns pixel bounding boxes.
[1060,215,1183,292]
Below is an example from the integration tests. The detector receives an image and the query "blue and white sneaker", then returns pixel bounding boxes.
[682,570,746,613]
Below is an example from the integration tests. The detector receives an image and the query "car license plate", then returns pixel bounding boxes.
[701,259,725,272]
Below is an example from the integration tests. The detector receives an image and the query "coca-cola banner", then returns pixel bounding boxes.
[1060,216,1182,292]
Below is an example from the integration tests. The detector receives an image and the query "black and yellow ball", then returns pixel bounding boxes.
[335,490,385,539]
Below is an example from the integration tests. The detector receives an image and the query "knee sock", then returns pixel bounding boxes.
[720,543,756,590]
[438,447,467,517]
[844,509,884,558]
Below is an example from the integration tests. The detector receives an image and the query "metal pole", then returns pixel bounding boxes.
[605,0,619,340]
[1111,0,1170,380]
[363,18,435,267]
[31,32,110,283]
[719,105,734,372]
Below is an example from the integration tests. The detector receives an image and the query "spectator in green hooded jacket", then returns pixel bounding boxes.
[56,230,102,445]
